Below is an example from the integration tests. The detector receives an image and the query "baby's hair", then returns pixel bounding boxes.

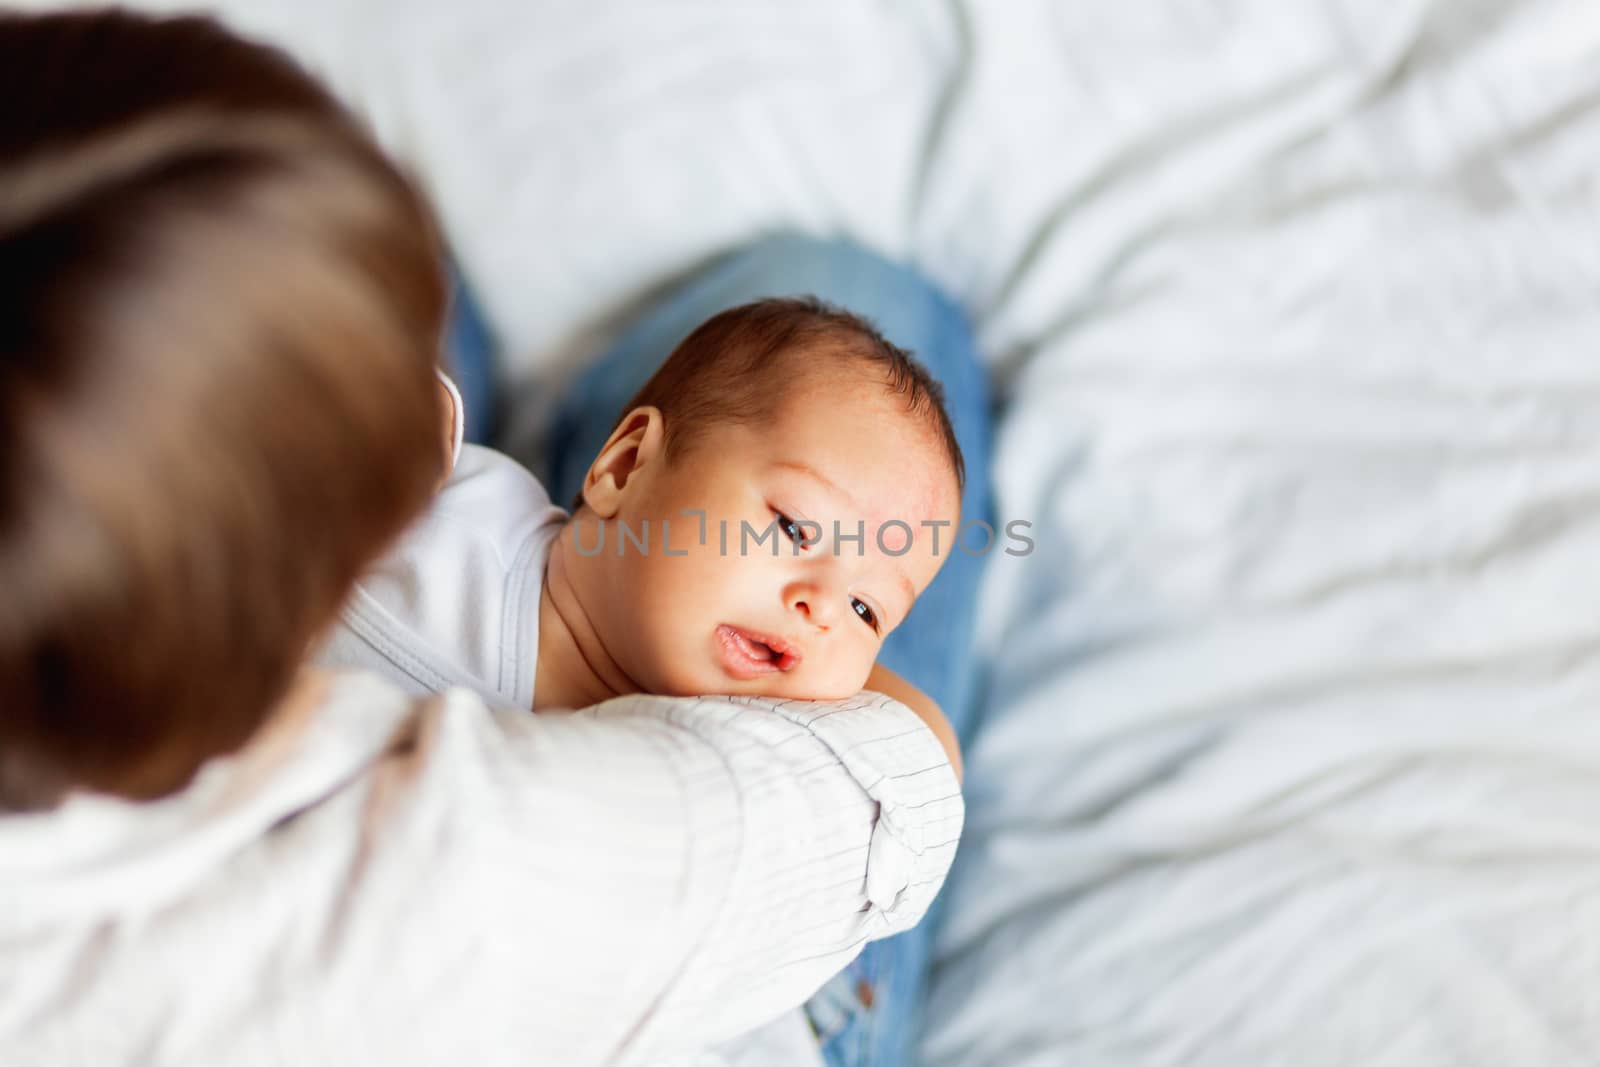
[574,296,965,511]
[0,11,448,808]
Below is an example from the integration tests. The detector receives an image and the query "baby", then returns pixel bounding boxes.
[318,297,964,770]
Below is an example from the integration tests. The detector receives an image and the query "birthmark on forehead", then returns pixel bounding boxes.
[875,437,962,527]
[875,520,915,556]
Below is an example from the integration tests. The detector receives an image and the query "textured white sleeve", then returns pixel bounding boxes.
[315,688,963,1066]
[590,692,966,1063]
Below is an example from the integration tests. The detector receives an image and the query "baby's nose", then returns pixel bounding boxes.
[785,580,837,630]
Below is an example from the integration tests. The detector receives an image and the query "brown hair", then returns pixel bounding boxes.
[576,296,965,510]
[0,11,447,808]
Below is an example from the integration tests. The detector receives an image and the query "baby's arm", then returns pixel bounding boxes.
[864,662,963,782]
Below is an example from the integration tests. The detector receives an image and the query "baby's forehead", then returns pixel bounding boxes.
[671,355,960,513]
[761,427,958,525]
[776,375,958,476]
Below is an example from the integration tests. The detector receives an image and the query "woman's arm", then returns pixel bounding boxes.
[399,689,966,1062]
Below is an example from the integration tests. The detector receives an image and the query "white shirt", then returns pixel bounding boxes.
[0,673,962,1066]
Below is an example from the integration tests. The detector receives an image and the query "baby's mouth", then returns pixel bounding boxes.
[716,624,802,678]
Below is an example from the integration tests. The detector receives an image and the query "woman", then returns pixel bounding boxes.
[0,11,964,1065]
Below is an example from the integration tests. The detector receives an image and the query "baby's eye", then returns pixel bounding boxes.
[774,510,807,549]
[851,597,879,632]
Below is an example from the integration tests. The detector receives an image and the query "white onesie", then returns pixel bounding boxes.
[314,437,566,709]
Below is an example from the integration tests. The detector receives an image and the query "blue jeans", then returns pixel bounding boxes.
[445,260,499,446]
[531,234,992,1067]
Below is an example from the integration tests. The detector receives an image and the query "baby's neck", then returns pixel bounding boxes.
[533,533,639,711]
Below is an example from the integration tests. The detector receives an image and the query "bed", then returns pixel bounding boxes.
[69,1,1600,1062]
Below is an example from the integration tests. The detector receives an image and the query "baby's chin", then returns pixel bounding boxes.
[652,664,865,704]
[637,636,869,703]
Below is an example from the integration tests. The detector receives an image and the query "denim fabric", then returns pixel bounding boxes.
[541,234,992,1067]
[444,259,498,446]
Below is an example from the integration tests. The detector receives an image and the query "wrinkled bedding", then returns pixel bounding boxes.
[57,1,1600,1063]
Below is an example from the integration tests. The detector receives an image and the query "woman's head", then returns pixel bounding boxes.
[0,11,448,807]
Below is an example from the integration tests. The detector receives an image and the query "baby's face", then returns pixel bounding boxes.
[588,374,960,701]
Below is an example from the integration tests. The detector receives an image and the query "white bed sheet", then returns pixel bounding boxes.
[47,1,1600,1064]
[916,3,1600,1065]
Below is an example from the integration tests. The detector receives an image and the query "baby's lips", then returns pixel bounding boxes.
[735,625,804,670]
[764,634,803,672]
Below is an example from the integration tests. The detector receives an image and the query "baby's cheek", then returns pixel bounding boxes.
[842,664,878,699]
[852,661,876,693]
[636,638,694,696]
[798,658,877,702]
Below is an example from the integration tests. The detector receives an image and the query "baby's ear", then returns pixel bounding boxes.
[581,406,666,519]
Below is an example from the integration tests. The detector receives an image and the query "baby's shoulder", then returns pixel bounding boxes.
[434,444,565,524]
[387,444,566,585]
